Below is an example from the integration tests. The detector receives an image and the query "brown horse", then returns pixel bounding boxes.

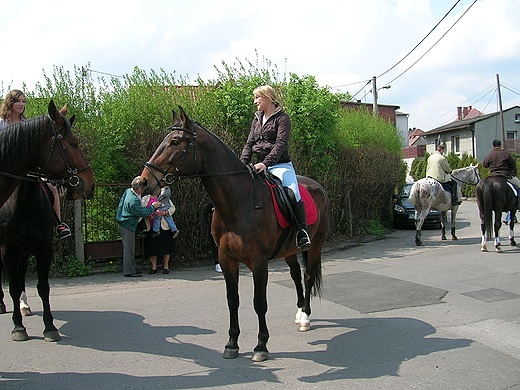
[0,100,95,208]
[476,176,517,252]
[0,101,95,342]
[140,107,330,362]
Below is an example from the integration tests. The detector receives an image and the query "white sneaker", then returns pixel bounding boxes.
[214,264,222,273]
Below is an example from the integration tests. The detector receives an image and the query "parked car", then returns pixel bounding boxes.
[393,182,442,229]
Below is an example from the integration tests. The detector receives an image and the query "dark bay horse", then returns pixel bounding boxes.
[409,164,480,246]
[0,102,95,341]
[139,107,330,362]
[0,180,61,341]
[476,176,517,252]
[0,100,95,208]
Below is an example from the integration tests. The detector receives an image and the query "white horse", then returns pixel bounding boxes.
[409,164,480,246]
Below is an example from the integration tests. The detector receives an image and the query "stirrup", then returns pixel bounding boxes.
[56,223,71,240]
[297,230,311,251]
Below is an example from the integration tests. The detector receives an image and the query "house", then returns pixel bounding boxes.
[341,101,400,126]
[421,106,520,161]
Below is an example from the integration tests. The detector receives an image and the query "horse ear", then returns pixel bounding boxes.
[59,103,69,117]
[178,106,190,127]
[48,100,64,126]
[172,110,181,125]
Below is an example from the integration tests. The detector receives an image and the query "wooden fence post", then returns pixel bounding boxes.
[74,199,85,264]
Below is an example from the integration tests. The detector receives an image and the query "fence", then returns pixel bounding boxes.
[82,183,145,262]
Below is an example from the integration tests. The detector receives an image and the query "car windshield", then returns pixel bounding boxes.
[400,184,413,198]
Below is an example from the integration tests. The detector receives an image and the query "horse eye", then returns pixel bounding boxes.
[170,139,180,146]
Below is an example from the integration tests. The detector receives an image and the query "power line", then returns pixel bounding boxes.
[500,83,520,96]
[377,0,461,79]
[384,0,477,87]
[86,68,124,79]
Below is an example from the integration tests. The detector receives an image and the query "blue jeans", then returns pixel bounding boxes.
[152,206,178,232]
[268,161,301,201]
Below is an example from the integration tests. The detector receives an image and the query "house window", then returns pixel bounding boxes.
[515,114,520,123]
[451,136,460,154]
[507,131,517,139]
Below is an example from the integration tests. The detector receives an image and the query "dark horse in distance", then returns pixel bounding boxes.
[476,176,517,253]
[140,107,330,362]
[0,102,95,341]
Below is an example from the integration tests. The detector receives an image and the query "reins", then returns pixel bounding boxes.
[0,115,90,189]
[143,123,250,193]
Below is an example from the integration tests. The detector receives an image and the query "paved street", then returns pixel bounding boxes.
[1,200,519,390]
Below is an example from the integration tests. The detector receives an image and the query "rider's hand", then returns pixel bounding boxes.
[254,162,267,173]
[152,201,162,208]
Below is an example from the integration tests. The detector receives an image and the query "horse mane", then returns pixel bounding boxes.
[196,122,245,164]
[0,115,46,170]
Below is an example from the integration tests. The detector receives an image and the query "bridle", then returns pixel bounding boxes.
[0,114,91,189]
[143,122,249,193]
[451,165,480,186]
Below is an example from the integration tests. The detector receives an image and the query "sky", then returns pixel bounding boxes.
[1,0,519,130]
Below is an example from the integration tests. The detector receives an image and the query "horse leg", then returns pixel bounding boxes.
[221,257,241,359]
[20,290,32,316]
[480,221,488,252]
[415,209,428,246]
[298,248,322,332]
[451,206,459,240]
[509,210,516,246]
[4,251,29,341]
[441,211,448,240]
[250,262,269,362]
[284,254,305,325]
[0,260,6,314]
[494,211,503,253]
[35,250,60,342]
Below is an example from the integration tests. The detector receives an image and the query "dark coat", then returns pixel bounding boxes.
[482,147,517,178]
[240,108,291,167]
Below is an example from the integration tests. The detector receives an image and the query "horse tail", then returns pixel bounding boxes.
[302,250,322,298]
[482,181,494,237]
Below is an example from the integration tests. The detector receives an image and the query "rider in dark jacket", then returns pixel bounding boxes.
[483,139,520,209]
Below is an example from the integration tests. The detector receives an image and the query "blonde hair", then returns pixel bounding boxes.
[253,85,281,107]
[0,90,27,121]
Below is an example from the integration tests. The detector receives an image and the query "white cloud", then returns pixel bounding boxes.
[1,0,519,131]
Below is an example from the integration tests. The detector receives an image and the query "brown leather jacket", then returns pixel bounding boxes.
[482,147,517,178]
[240,108,291,167]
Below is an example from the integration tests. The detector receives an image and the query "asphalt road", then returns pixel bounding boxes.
[1,200,519,390]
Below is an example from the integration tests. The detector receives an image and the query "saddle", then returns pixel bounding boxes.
[263,171,317,229]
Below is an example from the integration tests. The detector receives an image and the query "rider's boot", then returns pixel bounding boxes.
[451,181,462,206]
[293,200,311,251]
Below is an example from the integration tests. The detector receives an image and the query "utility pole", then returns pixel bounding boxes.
[497,73,505,144]
[372,76,378,117]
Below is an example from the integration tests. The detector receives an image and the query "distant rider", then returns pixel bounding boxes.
[482,139,520,209]
[426,143,460,206]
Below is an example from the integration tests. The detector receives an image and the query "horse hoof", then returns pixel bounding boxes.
[251,351,269,362]
[12,330,30,341]
[299,322,311,332]
[481,247,488,252]
[21,307,32,317]
[511,240,517,247]
[222,348,239,359]
[44,330,61,342]
[442,236,447,240]
[496,248,502,253]
[452,236,458,241]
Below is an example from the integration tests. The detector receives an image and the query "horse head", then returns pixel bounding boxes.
[452,163,480,186]
[140,106,200,195]
[44,100,95,200]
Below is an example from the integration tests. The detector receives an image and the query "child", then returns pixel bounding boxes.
[151,186,179,238]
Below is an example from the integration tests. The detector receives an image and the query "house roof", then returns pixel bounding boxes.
[425,106,520,135]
